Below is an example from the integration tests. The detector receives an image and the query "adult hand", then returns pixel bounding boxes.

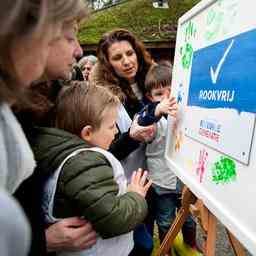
[129,116,156,142]
[46,217,97,252]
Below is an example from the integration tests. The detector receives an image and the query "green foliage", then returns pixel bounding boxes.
[79,0,201,44]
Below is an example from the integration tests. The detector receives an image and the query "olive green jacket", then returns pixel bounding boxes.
[29,127,148,238]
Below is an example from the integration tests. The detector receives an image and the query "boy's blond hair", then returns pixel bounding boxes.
[145,62,172,94]
[55,81,120,136]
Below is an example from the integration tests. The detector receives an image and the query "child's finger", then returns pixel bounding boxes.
[144,179,153,192]
[169,100,177,108]
[168,104,178,115]
[134,168,143,184]
[168,110,178,117]
[169,103,178,110]
[139,170,148,186]
[130,171,137,184]
[169,96,176,103]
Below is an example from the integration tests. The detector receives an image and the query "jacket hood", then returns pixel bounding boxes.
[28,127,89,177]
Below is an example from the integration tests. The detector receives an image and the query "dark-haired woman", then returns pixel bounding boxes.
[90,29,156,256]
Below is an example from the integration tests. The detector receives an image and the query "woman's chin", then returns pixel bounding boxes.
[126,74,136,83]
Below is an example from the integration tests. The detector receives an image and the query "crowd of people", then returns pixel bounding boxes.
[0,1,201,256]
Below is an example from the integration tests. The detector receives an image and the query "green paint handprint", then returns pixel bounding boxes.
[181,43,193,69]
[212,156,236,184]
[205,9,224,41]
[180,21,197,69]
[185,21,197,43]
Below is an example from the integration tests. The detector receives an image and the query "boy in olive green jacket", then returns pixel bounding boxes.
[40,82,151,256]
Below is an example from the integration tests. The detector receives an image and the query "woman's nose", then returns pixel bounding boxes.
[122,55,130,66]
[74,40,83,58]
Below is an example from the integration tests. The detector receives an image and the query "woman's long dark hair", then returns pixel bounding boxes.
[97,29,153,103]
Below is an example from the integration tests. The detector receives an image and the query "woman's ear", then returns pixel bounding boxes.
[81,125,93,142]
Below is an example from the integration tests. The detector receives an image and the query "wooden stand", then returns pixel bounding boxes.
[156,186,246,256]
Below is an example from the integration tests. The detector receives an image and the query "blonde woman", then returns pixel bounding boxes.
[15,16,98,256]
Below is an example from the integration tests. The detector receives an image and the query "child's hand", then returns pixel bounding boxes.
[127,168,152,197]
[155,97,178,118]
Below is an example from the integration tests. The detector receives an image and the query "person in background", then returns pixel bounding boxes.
[78,55,98,81]
[90,29,156,256]
[138,62,201,255]
[13,1,97,255]
[40,82,151,256]
[0,0,74,255]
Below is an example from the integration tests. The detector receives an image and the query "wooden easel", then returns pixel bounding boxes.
[156,186,246,256]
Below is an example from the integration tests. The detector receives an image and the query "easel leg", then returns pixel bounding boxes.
[156,186,197,256]
[157,186,247,256]
[156,207,189,256]
[205,211,217,256]
[226,229,246,256]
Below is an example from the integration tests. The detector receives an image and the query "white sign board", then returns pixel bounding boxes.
[166,0,256,254]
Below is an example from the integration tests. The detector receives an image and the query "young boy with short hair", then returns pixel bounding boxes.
[42,81,152,256]
[138,63,200,253]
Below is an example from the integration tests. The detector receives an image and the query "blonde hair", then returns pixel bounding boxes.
[0,0,89,103]
[55,81,120,136]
